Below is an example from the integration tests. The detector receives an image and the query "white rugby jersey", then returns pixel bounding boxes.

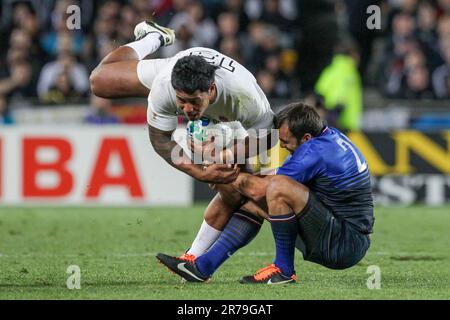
[137,47,274,133]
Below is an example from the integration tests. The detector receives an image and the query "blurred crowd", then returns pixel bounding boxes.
[380,0,450,99]
[0,0,449,127]
[0,0,302,124]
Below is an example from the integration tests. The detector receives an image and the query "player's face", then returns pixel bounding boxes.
[279,122,313,153]
[175,85,215,121]
[278,123,299,154]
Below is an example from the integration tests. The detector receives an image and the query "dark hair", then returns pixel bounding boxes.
[171,56,219,94]
[274,102,325,140]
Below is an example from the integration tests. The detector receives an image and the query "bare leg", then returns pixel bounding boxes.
[193,187,267,277]
[252,175,310,278]
[266,175,309,216]
[205,184,267,229]
[186,184,266,257]
[90,46,150,98]
[185,184,241,257]
[203,192,236,230]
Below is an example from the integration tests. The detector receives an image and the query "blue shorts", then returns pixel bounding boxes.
[295,192,371,270]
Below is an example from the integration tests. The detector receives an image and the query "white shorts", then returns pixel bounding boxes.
[136,58,174,90]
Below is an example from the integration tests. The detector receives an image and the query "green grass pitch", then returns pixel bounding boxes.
[0,205,449,299]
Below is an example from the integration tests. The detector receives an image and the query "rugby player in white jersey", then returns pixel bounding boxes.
[90,21,275,271]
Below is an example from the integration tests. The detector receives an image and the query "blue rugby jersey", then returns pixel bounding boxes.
[277,127,374,234]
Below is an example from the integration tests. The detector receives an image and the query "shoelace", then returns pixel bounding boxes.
[253,264,281,281]
[179,253,196,262]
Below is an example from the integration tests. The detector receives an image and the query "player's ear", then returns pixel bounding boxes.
[209,83,216,95]
[302,133,312,143]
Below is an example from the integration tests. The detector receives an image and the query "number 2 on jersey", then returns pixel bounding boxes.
[336,137,367,173]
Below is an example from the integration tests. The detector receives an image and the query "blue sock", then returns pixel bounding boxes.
[269,213,298,276]
[196,211,263,277]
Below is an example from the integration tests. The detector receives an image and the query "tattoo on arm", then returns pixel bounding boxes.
[148,125,205,180]
[148,125,179,167]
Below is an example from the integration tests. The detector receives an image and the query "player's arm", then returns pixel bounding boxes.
[149,125,240,184]
[90,46,149,98]
[232,146,318,202]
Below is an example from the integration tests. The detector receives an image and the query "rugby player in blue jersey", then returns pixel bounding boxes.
[157,102,374,284]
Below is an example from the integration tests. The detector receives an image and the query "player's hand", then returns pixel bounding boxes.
[199,164,240,184]
[190,138,225,163]
[189,138,214,156]
[190,139,235,164]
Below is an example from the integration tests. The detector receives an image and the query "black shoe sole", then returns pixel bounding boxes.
[156,253,206,283]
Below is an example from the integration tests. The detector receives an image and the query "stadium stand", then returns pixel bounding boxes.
[0,0,449,129]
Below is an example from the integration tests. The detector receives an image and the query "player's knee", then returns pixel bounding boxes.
[267,176,305,198]
[204,212,219,226]
[90,67,113,98]
[89,70,100,96]
[266,176,289,204]
[218,188,242,207]
[204,205,225,227]
[89,70,97,90]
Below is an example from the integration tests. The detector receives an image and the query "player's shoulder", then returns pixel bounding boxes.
[311,127,341,145]
[291,140,320,163]
[293,129,342,164]
[150,69,172,93]
[325,127,359,150]
[149,75,176,110]
[215,65,259,100]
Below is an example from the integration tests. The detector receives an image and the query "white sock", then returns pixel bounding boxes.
[187,220,222,257]
[124,33,162,60]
